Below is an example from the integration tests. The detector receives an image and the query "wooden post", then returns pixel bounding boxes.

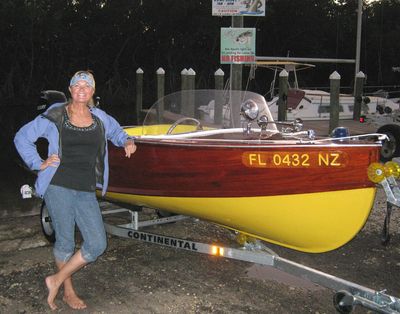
[329,71,341,134]
[182,68,196,117]
[135,68,143,125]
[187,68,196,90]
[181,68,188,91]
[156,67,165,123]
[179,68,188,115]
[277,70,288,121]
[353,71,365,121]
[214,68,224,90]
[214,68,224,125]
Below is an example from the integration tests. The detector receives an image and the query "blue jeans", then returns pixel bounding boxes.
[44,185,107,263]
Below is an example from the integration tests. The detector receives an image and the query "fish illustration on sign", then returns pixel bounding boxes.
[235,31,253,44]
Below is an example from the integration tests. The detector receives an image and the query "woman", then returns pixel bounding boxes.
[14,71,136,310]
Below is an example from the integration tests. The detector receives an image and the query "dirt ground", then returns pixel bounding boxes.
[1,155,400,314]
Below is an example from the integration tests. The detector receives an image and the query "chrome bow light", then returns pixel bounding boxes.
[240,99,259,121]
[240,99,259,134]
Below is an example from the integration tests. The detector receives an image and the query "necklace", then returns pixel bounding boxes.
[66,105,93,128]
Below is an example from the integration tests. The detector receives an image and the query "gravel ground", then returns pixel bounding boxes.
[0,155,400,314]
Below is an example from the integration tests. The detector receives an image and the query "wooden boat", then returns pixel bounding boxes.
[101,90,383,253]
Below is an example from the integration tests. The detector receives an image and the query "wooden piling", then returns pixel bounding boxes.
[156,67,165,123]
[182,68,196,117]
[277,70,288,121]
[181,68,188,91]
[329,71,341,134]
[214,68,224,125]
[353,71,365,121]
[135,68,143,125]
[214,68,224,91]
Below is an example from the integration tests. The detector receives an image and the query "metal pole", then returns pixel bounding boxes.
[256,56,355,64]
[230,16,243,92]
[229,16,243,128]
[355,0,363,76]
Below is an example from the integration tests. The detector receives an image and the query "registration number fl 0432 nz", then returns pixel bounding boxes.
[242,151,348,168]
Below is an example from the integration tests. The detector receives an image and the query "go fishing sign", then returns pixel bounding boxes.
[220,28,256,64]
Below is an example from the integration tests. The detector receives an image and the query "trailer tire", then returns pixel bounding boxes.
[40,201,55,243]
[377,124,400,161]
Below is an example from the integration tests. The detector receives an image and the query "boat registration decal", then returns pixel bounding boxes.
[242,151,348,168]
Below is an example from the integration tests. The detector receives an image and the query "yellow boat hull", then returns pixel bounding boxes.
[102,187,376,253]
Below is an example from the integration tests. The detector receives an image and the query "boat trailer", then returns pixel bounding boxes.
[100,200,400,314]
[34,157,400,313]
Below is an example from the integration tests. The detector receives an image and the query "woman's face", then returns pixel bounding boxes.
[69,80,95,104]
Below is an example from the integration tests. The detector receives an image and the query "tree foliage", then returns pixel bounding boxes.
[0,0,399,122]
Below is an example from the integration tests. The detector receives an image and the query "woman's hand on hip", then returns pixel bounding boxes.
[124,139,137,158]
[40,154,60,170]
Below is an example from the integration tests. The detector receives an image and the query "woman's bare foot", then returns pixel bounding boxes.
[45,275,60,310]
[63,293,87,310]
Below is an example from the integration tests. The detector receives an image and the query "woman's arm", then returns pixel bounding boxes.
[104,114,131,146]
[14,116,50,170]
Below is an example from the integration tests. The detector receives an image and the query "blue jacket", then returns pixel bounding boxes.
[14,102,130,198]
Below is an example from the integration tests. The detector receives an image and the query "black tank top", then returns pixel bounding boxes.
[51,109,102,191]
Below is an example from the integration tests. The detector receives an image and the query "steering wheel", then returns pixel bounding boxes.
[167,117,203,135]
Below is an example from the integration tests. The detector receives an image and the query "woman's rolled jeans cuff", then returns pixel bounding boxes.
[54,245,107,263]
[81,239,107,263]
[54,249,74,263]
[44,184,107,263]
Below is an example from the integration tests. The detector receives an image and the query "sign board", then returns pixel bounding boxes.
[220,28,256,64]
[212,0,265,16]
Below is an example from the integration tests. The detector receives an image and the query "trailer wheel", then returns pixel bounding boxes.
[377,124,400,161]
[333,290,354,314]
[40,201,55,243]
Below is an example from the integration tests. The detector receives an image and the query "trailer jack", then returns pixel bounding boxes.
[367,159,400,246]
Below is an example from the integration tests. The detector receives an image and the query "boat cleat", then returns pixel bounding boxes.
[235,232,253,246]
[234,233,277,255]
[234,232,261,248]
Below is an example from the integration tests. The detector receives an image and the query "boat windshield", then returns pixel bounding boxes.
[142,89,276,135]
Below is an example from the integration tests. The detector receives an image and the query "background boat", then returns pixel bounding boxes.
[251,61,399,120]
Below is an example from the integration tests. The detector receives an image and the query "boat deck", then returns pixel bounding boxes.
[302,119,375,136]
